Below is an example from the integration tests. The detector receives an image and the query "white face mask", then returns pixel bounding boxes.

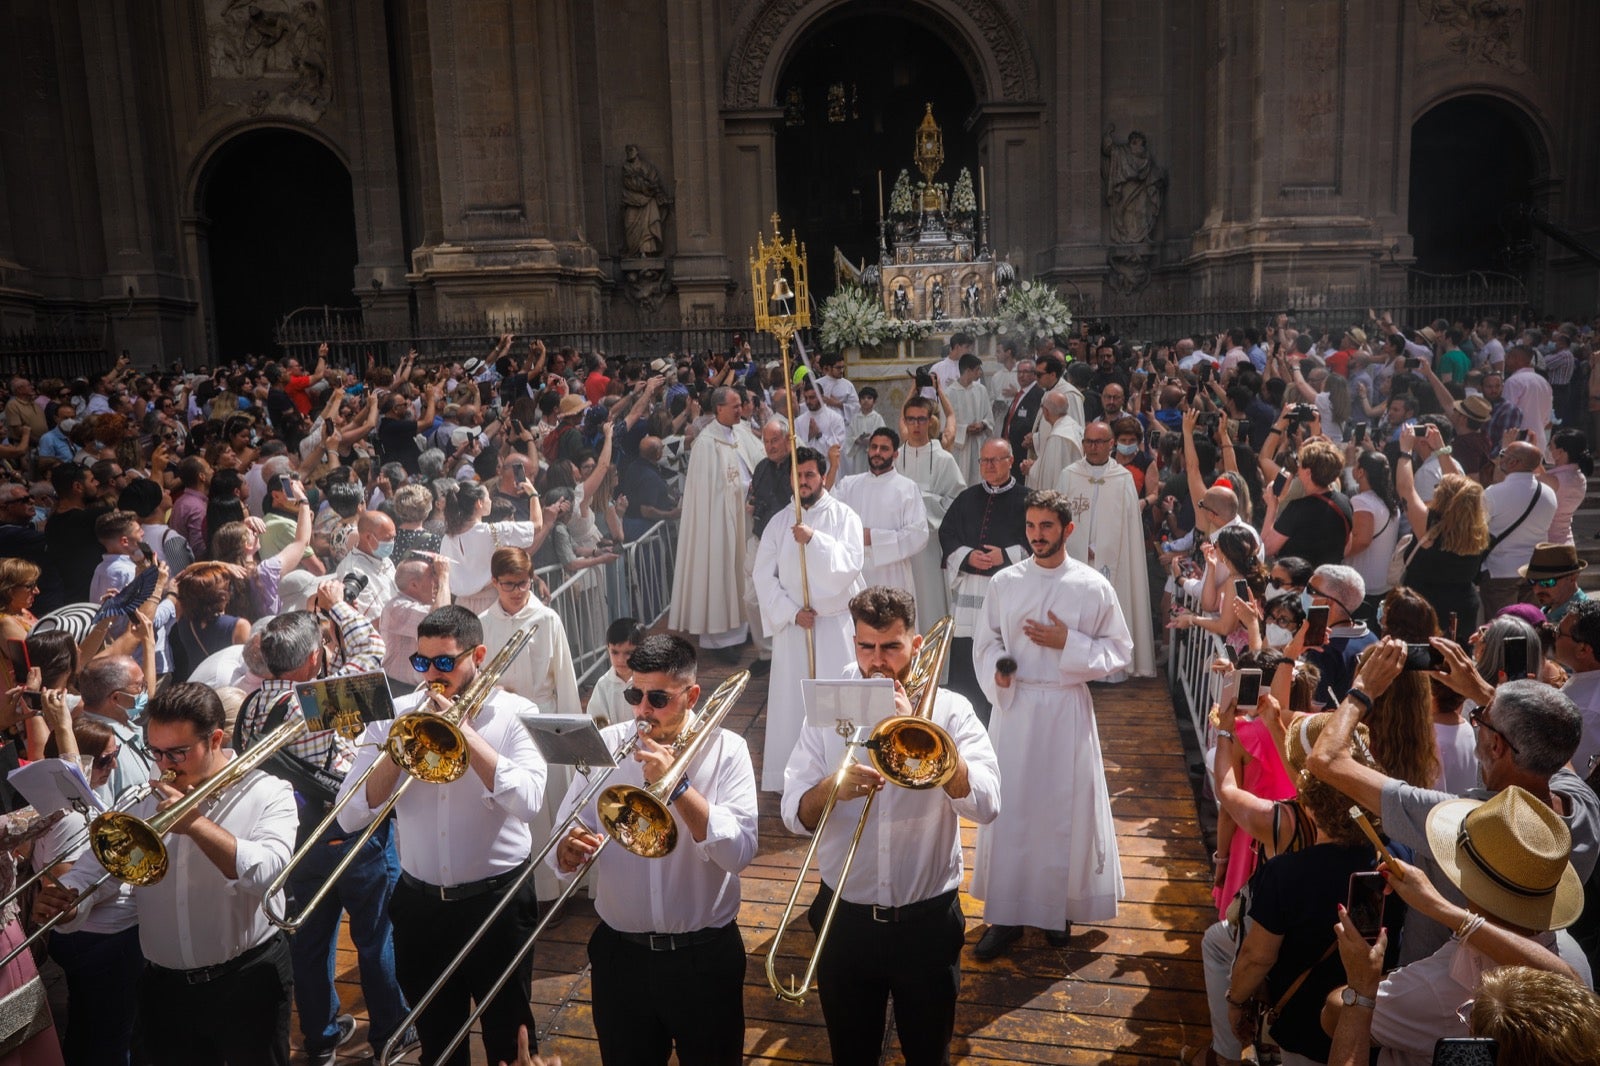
[1265,624,1296,647]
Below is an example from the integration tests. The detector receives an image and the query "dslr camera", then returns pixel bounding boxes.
[341,572,369,607]
[1285,403,1318,424]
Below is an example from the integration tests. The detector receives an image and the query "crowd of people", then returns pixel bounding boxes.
[0,308,1597,1064]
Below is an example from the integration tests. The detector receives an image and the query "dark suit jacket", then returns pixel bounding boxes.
[1001,383,1043,471]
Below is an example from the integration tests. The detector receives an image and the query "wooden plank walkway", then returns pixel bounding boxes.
[294,661,1214,1065]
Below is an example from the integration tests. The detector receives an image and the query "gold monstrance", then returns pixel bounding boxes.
[750,213,815,676]
[915,103,945,213]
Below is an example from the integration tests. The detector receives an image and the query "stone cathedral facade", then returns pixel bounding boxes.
[0,0,1595,363]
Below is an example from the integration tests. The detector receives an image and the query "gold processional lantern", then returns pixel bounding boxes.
[914,102,945,212]
[749,213,816,675]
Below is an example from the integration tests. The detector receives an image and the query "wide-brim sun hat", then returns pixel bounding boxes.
[1424,785,1583,932]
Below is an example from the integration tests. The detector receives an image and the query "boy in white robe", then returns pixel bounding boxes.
[946,354,994,485]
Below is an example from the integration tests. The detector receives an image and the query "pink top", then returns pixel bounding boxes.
[1213,716,1297,918]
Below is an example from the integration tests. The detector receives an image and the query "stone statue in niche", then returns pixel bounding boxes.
[962,281,981,317]
[929,279,945,322]
[1100,124,1167,245]
[621,145,673,258]
[893,283,910,320]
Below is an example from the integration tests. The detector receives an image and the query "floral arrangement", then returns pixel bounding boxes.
[888,170,916,217]
[995,280,1073,345]
[951,168,976,216]
[819,286,892,349]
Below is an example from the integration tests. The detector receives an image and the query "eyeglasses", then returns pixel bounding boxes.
[978,457,1010,466]
[903,415,930,425]
[142,740,206,764]
[495,579,531,591]
[1083,438,1113,447]
[623,686,689,709]
[93,748,121,771]
[1530,576,1565,589]
[411,653,464,673]
[1468,707,1520,755]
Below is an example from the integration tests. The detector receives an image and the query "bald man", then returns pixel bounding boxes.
[380,555,452,688]
[3,377,44,441]
[1478,439,1558,617]
[335,510,399,621]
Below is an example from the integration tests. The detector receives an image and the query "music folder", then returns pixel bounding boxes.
[520,714,616,769]
[801,678,897,731]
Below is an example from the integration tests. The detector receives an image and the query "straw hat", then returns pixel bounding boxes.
[1415,326,1439,346]
[1346,327,1367,346]
[1424,785,1583,931]
[556,394,586,418]
[1453,396,1493,424]
[1518,542,1587,581]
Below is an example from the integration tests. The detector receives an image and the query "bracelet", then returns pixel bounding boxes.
[1216,728,1236,743]
[1453,913,1486,943]
[1225,990,1250,1008]
[1345,688,1375,716]
[1397,452,1414,464]
[1266,427,1282,437]
[670,776,691,804]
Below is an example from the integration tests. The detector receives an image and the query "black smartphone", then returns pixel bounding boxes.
[19,691,41,712]
[1502,634,1528,681]
[1431,1037,1497,1066]
[1305,604,1330,647]
[1347,870,1387,942]
[1404,643,1445,671]
[1271,470,1289,496]
[1234,668,1262,712]
[1518,429,1532,443]
[1185,385,1198,405]
[1233,578,1250,602]
[1351,421,1368,446]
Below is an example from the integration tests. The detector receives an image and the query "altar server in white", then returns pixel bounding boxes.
[669,386,765,653]
[833,428,928,597]
[946,354,994,485]
[753,446,866,791]
[844,387,885,477]
[792,382,848,454]
[895,395,965,627]
[1022,391,1083,491]
[970,489,1131,959]
[1055,420,1156,680]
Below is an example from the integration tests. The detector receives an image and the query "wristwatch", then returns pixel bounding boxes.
[1340,987,1376,1010]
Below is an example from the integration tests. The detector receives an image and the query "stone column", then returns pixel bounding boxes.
[719,109,783,313]
[664,0,731,316]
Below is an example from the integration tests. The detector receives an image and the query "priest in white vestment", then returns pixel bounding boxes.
[893,396,965,628]
[753,447,866,790]
[970,489,1130,957]
[985,342,1020,426]
[1055,422,1156,680]
[479,552,584,899]
[1022,391,1083,491]
[668,386,763,652]
[832,428,928,596]
[946,354,994,485]
[815,354,860,426]
[843,388,884,477]
[792,383,848,454]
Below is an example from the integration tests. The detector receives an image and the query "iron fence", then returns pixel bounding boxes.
[0,329,112,381]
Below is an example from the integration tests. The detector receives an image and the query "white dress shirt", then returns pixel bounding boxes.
[36,772,140,936]
[335,548,399,622]
[59,760,297,969]
[1482,471,1558,578]
[1563,669,1600,781]
[780,678,1001,907]
[378,593,433,682]
[337,688,548,886]
[545,721,758,933]
[441,521,540,601]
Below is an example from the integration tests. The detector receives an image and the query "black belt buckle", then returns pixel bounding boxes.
[183,965,222,986]
[870,904,897,924]
[647,933,677,952]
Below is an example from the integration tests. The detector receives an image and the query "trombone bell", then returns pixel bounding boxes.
[89,811,169,887]
[867,716,957,789]
[388,713,468,783]
[596,785,677,858]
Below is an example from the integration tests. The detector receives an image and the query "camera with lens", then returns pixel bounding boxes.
[1285,403,1317,424]
[1195,411,1221,438]
[341,572,369,607]
[910,367,934,390]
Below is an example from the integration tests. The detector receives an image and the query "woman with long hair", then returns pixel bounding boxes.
[209,504,312,620]
[170,563,251,682]
[1171,526,1269,657]
[204,469,248,558]
[1541,427,1594,545]
[1400,456,1490,646]
[1353,587,1440,789]
[438,481,557,612]
[1346,450,1402,624]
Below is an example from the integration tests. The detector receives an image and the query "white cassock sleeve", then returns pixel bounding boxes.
[974,584,1013,714]
[806,510,866,600]
[866,484,928,570]
[753,518,798,636]
[1059,581,1135,685]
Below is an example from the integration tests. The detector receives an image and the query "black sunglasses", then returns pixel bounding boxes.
[411,653,460,673]
[623,686,686,710]
[1469,708,1520,755]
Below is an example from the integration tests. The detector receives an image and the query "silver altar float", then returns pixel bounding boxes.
[828,103,1014,415]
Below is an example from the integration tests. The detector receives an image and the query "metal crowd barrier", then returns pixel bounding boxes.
[1167,597,1227,762]
[536,520,679,688]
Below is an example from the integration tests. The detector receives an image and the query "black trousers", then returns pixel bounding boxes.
[390,871,539,1066]
[588,921,745,1065]
[947,636,990,726]
[137,933,292,1066]
[809,885,966,1066]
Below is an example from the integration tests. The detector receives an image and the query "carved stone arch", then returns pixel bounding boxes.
[184,119,352,214]
[723,0,1040,111]
[1410,86,1554,179]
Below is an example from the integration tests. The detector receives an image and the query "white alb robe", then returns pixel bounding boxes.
[1026,415,1084,491]
[480,597,582,898]
[1055,459,1156,680]
[816,373,860,427]
[972,556,1131,926]
[986,363,1019,424]
[844,409,885,477]
[1033,380,1086,440]
[668,421,755,648]
[793,404,848,453]
[753,492,865,790]
[946,380,994,485]
[895,441,965,626]
[832,469,928,596]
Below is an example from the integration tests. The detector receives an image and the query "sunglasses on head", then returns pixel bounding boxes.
[411,653,460,673]
[623,686,683,710]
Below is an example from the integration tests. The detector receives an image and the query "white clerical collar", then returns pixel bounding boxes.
[983,477,1016,495]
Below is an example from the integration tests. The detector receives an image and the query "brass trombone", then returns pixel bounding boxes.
[381,669,750,1066]
[261,621,541,932]
[765,616,957,1003]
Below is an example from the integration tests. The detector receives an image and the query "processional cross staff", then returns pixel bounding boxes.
[751,213,815,676]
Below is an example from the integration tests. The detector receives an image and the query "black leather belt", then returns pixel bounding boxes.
[610,922,731,952]
[147,932,284,986]
[400,859,530,902]
[825,885,959,924]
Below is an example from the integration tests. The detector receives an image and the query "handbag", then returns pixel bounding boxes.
[0,975,50,1055]
[1386,530,1417,588]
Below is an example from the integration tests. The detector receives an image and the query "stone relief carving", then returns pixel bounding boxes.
[206,0,329,119]
[1107,251,1152,296]
[723,0,1039,109]
[621,262,672,313]
[1416,0,1527,73]
[1100,124,1166,245]
[620,146,673,259]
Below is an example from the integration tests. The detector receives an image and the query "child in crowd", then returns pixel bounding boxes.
[588,616,644,728]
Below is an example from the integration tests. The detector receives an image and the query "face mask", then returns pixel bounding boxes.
[374,540,395,560]
[1265,624,1295,647]
[127,692,148,722]
[1116,442,1139,456]
[1300,589,1314,614]
[33,507,48,527]
[1375,602,1386,630]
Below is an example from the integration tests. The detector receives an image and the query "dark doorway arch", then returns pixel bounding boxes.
[1408,96,1541,276]
[775,11,978,303]
[199,128,359,360]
